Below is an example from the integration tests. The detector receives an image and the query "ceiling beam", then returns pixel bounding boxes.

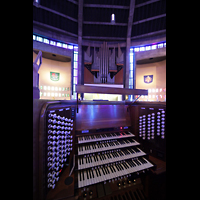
[84,4,129,9]
[127,0,135,38]
[33,3,78,22]
[68,0,78,5]
[83,13,166,27]
[33,20,78,37]
[131,29,166,39]
[133,13,166,25]
[135,0,160,8]
[82,36,126,41]
[83,21,127,26]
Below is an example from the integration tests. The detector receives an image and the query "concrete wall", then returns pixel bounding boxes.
[33,51,71,100]
[136,59,166,101]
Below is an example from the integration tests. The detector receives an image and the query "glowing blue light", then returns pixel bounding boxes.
[73,69,78,76]
[72,48,78,99]
[134,47,139,52]
[130,53,133,63]
[36,36,43,42]
[140,46,145,51]
[74,46,78,51]
[68,45,73,50]
[50,40,56,46]
[57,42,62,47]
[152,44,157,50]
[145,46,151,51]
[132,41,166,53]
[158,43,163,48]
[74,53,78,61]
[43,38,49,44]
[130,64,133,70]
[33,35,36,40]
[63,43,67,49]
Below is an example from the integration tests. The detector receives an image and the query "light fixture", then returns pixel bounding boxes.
[111,14,115,23]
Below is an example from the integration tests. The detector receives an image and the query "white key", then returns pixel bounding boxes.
[86,169,91,185]
[108,166,116,179]
[90,169,95,185]
[97,167,103,182]
[83,170,88,186]
[99,167,106,181]
[78,171,80,187]
[93,169,100,184]
[79,171,83,188]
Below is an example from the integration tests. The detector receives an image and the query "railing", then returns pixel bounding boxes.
[75,84,148,112]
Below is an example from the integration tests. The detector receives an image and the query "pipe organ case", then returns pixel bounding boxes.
[33,100,166,200]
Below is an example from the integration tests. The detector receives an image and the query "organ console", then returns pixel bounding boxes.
[33,99,166,200]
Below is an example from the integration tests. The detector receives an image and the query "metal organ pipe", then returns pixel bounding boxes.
[105,42,107,83]
[106,42,108,83]
[103,42,104,83]
[99,45,102,82]
[99,42,110,83]
[101,43,103,83]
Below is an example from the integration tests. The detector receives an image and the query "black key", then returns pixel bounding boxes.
[120,163,124,170]
[82,171,85,180]
[124,162,130,169]
[111,165,116,172]
[95,169,99,177]
[101,167,105,175]
[128,148,135,154]
[93,155,96,162]
[92,169,95,178]
[89,169,92,178]
[139,157,147,164]
[99,154,102,160]
[135,159,141,166]
[115,164,120,171]
[121,163,127,169]
[109,166,114,173]
[131,160,137,167]
[104,166,108,174]
[79,172,82,181]
[97,168,101,176]
[127,160,133,167]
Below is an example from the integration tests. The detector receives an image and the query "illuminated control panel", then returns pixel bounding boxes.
[46,107,74,189]
[138,106,166,160]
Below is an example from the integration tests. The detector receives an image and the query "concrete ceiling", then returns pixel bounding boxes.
[33,0,166,42]
[136,55,166,65]
[33,50,71,62]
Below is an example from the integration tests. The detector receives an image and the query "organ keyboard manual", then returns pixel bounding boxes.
[33,98,166,200]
